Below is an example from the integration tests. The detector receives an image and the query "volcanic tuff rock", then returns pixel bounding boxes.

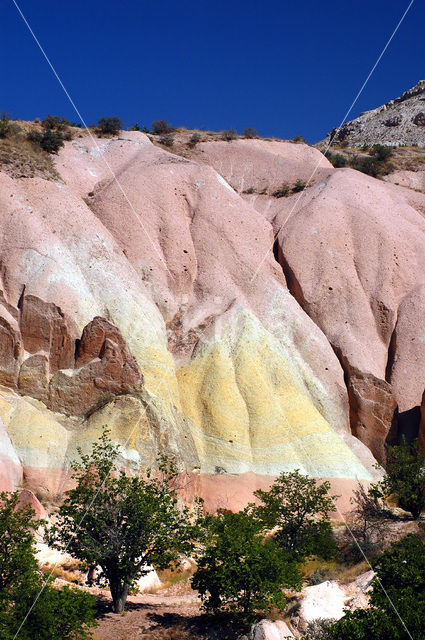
[323,80,425,147]
[1,122,424,510]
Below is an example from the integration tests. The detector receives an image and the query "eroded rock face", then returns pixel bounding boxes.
[0,307,22,387]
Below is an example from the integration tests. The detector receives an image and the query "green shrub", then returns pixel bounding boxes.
[0,114,11,138]
[325,151,348,168]
[128,123,141,131]
[191,509,301,619]
[187,132,201,148]
[221,129,238,141]
[272,183,291,198]
[369,144,393,162]
[41,115,68,131]
[97,116,123,135]
[349,155,380,177]
[381,438,425,519]
[293,134,306,143]
[242,127,258,138]
[159,134,174,147]
[329,535,425,640]
[151,119,171,134]
[0,491,96,640]
[292,178,307,192]
[40,130,64,154]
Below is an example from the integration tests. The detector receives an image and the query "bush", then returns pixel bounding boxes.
[0,113,11,138]
[192,509,301,619]
[187,132,201,148]
[293,134,306,143]
[329,535,425,640]
[242,127,258,138]
[97,116,123,135]
[47,430,198,613]
[380,438,425,519]
[252,470,337,559]
[0,491,96,640]
[42,115,68,131]
[151,119,171,134]
[128,123,141,131]
[292,178,307,192]
[272,183,291,198]
[349,155,380,177]
[159,134,174,147]
[221,129,238,141]
[325,151,348,168]
[369,144,393,162]
[40,130,64,154]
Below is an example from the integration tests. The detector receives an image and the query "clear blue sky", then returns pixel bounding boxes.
[1,0,423,142]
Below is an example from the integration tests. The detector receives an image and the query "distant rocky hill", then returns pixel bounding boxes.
[323,80,425,147]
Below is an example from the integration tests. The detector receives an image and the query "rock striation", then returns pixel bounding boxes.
[1,122,424,510]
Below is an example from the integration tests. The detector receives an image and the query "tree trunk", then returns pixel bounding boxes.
[110,578,130,613]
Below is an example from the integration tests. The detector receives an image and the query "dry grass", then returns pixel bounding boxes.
[0,134,60,180]
[301,557,370,585]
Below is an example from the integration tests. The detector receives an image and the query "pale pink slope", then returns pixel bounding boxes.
[273,168,425,440]
[189,139,333,193]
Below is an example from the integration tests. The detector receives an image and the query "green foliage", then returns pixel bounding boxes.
[41,115,69,131]
[47,430,197,612]
[187,132,201,148]
[272,183,291,198]
[159,134,174,147]
[242,127,258,138]
[39,130,65,154]
[191,509,301,619]
[128,123,142,131]
[252,470,337,559]
[97,116,123,135]
[329,535,425,640]
[151,119,171,134]
[369,144,393,162]
[221,129,238,141]
[324,151,348,168]
[0,113,11,138]
[349,154,380,177]
[292,178,307,192]
[0,491,96,640]
[381,439,425,519]
[293,134,306,143]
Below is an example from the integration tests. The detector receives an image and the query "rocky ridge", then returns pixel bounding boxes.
[323,80,425,147]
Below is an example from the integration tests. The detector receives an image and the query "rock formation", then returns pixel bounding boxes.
[1,121,424,511]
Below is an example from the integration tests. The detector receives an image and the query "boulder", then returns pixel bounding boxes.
[248,619,294,640]
[18,353,49,402]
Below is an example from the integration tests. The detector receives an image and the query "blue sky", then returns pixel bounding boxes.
[0,0,423,142]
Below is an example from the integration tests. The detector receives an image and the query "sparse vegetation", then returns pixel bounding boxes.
[292,178,307,192]
[369,144,393,162]
[0,113,11,138]
[41,115,69,131]
[242,127,258,138]
[27,128,65,154]
[272,183,291,198]
[151,119,172,134]
[128,123,141,131]
[160,133,175,147]
[221,129,238,141]
[97,116,123,136]
[325,150,348,168]
[293,134,306,143]
[380,438,425,520]
[188,132,201,148]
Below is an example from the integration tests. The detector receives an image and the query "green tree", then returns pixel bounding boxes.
[329,534,425,640]
[47,431,197,613]
[97,116,123,135]
[40,130,64,154]
[0,491,96,640]
[381,439,425,519]
[151,119,171,134]
[192,509,301,619]
[252,470,337,559]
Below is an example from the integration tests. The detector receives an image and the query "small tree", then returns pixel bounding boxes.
[329,534,425,640]
[252,470,337,559]
[192,509,301,619]
[97,116,123,135]
[242,127,258,138]
[187,132,201,148]
[369,144,393,162]
[42,115,68,131]
[380,438,425,519]
[47,430,197,613]
[0,492,96,640]
[40,130,65,154]
[151,119,171,134]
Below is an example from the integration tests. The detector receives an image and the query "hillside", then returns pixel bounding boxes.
[1,119,425,516]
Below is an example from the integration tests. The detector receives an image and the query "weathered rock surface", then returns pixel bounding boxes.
[322,80,425,146]
[246,619,294,640]
[273,168,425,453]
[2,123,425,508]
